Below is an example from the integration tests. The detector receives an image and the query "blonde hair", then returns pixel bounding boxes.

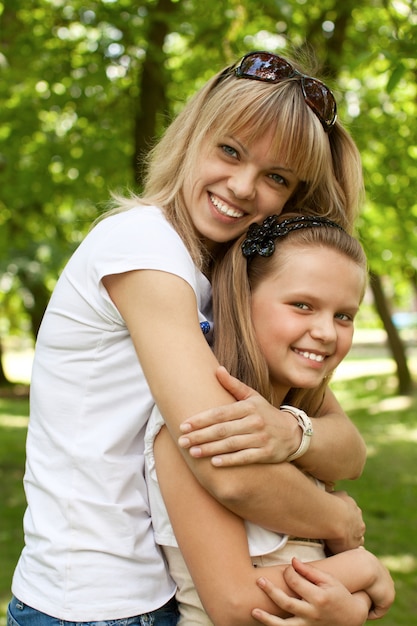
[212,213,367,415]
[107,54,364,269]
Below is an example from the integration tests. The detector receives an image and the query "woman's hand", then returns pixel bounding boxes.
[178,366,299,465]
[178,367,366,484]
[324,491,366,553]
[252,558,371,626]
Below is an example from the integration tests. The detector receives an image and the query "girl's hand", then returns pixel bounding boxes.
[178,366,299,465]
[359,550,395,620]
[252,558,370,626]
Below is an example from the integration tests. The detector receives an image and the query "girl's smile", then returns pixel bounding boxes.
[250,246,365,401]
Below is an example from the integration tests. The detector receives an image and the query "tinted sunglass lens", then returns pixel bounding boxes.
[234,52,337,131]
[302,78,337,130]
[239,53,293,82]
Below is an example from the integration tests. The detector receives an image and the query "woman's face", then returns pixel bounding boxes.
[250,246,364,400]
[183,130,301,248]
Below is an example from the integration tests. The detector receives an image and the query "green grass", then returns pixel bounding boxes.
[0,368,416,624]
[0,394,28,624]
[333,371,417,625]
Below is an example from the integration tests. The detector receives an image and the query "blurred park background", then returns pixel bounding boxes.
[1,0,417,623]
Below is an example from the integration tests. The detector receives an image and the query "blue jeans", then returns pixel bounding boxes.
[7,596,179,626]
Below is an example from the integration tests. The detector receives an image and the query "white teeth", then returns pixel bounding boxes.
[295,349,325,362]
[210,194,244,218]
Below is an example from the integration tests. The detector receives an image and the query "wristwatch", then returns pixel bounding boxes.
[280,405,314,462]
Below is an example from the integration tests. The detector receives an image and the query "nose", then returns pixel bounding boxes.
[227,167,257,201]
[310,314,337,344]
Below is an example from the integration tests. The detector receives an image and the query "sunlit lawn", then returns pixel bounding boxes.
[333,369,417,625]
[0,349,416,624]
[0,393,28,625]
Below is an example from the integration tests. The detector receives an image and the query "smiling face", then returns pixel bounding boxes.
[183,129,300,248]
[250,245,365,401]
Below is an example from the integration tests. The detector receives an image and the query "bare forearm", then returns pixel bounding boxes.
[202,461,362,544]
[295,389,366,482]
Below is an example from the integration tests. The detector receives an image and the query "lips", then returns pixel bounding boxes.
[293,348,326,362]
[209,193,245,219]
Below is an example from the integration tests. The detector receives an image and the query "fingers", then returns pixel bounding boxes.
[211,447,265,467]
[252,607,289,626]
[179,429,270,465]
[178,400,265,449]
[288,557,329,585]
[254,565,372,626]
[178,410,260,446]
[252,577,295,625]
[325,492,366,552]
[177,368,292,464]
[215,365,258,401]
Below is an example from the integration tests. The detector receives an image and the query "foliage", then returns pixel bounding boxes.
[1,0,417,368]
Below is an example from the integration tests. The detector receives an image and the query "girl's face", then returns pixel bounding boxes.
[250,246,364,400]
[183,130,300,248]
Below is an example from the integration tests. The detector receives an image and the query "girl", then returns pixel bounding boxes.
[10,51,368,626]
[147,214,394,625]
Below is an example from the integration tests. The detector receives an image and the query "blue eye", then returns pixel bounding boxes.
[222,144,238,158]
[269,172,286,186]
[335,313,352,322]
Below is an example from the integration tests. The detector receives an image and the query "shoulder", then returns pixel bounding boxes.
[83,205,192,270]
[95,205,176,237]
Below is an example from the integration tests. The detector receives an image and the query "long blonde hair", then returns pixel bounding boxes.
[212,213,367,415]
[107,54,364,270]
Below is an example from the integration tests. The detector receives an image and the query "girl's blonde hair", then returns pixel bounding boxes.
[212,212,368,415]
[109,54,364,269]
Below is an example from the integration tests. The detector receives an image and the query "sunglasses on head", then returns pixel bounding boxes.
[230,51,337,133]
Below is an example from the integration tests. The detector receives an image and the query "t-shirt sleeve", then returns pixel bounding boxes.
[77,207,200,322]
[92,207,197,289]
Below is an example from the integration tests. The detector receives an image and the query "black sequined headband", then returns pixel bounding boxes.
[241,215,345,260]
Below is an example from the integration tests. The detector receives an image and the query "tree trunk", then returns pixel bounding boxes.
[133,0,176,186]
[0,338,12,386]
[369,270,413,394]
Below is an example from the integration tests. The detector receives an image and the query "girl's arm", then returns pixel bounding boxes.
[103,270,363,547]
[155,427,394,626]
[252,573,371,626]
[252,555,394,625]
[178,368,366,482]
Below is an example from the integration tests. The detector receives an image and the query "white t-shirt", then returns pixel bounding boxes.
[12,206,212,621]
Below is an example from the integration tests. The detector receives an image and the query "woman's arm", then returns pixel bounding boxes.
[155,428,394,626]
[178,368,366,482]
[103,269,363,546]
[305,387,366,481]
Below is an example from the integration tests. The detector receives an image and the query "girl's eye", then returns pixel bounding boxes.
[221,144,238,158]
[293,302,309,311]
[269,172,287,186]
[335,312,353,322]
